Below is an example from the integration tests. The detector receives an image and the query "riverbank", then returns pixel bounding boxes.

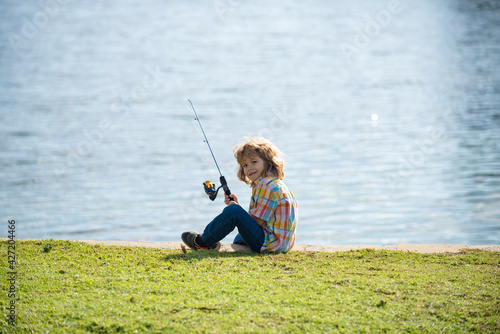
[73,239,500,253]
[1,239,499,333]
[5,238,499,254]
[6,238,500,254]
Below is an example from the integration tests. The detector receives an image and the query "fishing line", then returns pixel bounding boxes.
[188,99,232,201]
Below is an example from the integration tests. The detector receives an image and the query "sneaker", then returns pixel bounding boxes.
[181,231,221,251]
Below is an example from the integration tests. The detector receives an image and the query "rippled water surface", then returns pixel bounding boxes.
[1,0,499,245]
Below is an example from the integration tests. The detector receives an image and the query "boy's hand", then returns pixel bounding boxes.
[225,194,239,205]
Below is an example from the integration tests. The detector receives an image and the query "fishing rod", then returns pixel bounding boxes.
[188,99,232,202]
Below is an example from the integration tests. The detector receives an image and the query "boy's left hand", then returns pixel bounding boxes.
[225,194,239,205]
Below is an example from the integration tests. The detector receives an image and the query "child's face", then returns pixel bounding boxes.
[241,155,266,183]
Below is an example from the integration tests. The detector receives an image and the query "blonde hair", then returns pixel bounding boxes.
[233,137,285,184]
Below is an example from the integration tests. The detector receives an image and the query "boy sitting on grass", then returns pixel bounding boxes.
[182,137,298,253]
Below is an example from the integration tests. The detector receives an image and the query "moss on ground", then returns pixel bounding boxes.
[1,240,499,333]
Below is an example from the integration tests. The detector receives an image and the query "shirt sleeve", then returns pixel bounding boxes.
[249,183,278,222]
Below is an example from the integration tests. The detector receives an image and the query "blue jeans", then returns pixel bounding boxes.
[200,204,265,253]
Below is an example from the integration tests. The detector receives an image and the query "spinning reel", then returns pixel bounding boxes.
[203,176,231,201]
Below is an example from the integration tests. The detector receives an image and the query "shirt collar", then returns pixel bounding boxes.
[251,173,275,188]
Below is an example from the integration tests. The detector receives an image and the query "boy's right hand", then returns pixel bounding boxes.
[225,194,239,205]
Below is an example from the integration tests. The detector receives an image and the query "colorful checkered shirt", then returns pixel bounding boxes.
[249,175,298,253]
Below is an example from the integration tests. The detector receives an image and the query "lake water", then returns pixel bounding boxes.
[1,0,499,246]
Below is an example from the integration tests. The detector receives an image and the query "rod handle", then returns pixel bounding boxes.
[220,176,232,200]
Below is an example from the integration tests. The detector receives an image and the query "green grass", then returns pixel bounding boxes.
[1,240,499,333]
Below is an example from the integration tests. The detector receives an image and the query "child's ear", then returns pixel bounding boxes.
[264,161,272,174]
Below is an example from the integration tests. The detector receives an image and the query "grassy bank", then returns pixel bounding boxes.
[1,240,499,333]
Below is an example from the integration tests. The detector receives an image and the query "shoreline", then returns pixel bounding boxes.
[5,239,500,253]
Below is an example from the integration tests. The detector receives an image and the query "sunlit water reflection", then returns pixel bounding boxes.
[1,0,499,245]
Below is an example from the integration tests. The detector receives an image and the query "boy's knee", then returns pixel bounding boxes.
[223,203,244,215]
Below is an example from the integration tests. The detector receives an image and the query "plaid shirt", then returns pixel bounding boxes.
[249,175,298,253]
